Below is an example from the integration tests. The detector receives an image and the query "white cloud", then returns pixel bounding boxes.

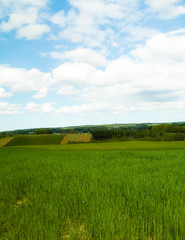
[0,88,13,98]
[33,87,48,99]
[57,86,80,96]
[51,43,185,95]
[1,28,179,117]
[26,102,54,113]
[50,0,142,48]
[0,0,48,8]
[68,0,138,21]
[145,0,185,19]
[56,102,123,115]
[0,0,50,39]
[51,29,185,114]
[16,24,50,40]
[50,10,75,28]
[131,29,185,62]
[48,48,109,67]
[121,25,160,43]
[52,62,96,86]
[0,7,38,32]
[52,57,137,87]
[0,65,52,92]
[59,25,106,47]
[0,102,21,115]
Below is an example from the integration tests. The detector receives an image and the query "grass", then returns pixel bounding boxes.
[60,134,92,144]
[5,134,65,146]
[1,146,185,239]
[0,137,13,147]
[12,140,185,151]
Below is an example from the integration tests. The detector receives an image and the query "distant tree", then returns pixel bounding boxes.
[35,129,53,134]
[0,132,7,138]
[46,129,53,134]
[70,128,76,134]
[173,133,184,141]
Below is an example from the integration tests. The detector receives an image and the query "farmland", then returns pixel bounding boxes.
[11,140,185,151]
[1,141,185,239]
[4,134,65,146]
[60,134,92,144]
[0,137,13,147]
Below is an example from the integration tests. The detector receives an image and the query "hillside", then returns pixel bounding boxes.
[0,137,13,147]
[5,135,65,147]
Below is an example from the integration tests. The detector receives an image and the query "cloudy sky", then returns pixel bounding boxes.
[0,0,185,131]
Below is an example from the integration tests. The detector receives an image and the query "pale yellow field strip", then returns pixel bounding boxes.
[60,134,92,145]
[0,137,13,147]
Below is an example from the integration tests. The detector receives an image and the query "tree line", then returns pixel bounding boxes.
[1,123,185,141]
[91,124,185,141]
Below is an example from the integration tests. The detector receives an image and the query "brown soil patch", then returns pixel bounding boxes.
[62,220,88,240]
[60,134,92,145]
[0,137,13,147]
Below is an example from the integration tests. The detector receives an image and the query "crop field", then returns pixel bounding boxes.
[0,137,13,147]
[1,145,185,239]
[5,134,65,147]
[60,134,92,144]
[17,140,185,151]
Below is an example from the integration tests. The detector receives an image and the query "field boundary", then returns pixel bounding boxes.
[0,137,14,147]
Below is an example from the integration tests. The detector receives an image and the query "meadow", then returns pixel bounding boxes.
[4,134,65,146]
[14,140,185,151]
[1,144,185,239]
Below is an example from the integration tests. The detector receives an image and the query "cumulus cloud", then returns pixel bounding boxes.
[50,9,75,28]
[145,0,185,19]
[68,0,139,21]
[25,102,54,113]
[52,62,96,86]
[0,0,50,39]
[1,27,185,116]
[1,20,185,118]
[16,24,50,40]
[0,65,52,92]
[50,28,185,115]
[0,102,21,115]
[33,87,48,99]
[57,86,80,96]
[50,0,143,48]
[52,57,138,87]
[0,88,13,98]
[55,103,123,115]
[48,48,109,67]
[131,29,185,62]
[0,7,38,32]
[0,0,48,8]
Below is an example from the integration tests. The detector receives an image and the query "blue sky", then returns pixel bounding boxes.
[0,0,185,131]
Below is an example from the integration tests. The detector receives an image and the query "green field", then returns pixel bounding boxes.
[0,137,13,147]
[1,143,185,239]
[12,140,185,151]
[5,134,65,147]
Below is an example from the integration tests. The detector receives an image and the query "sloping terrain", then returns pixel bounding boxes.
[0,137,13,147]
[60,134,92,144]
[5,135,65,146]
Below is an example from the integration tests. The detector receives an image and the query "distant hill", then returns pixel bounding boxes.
[5,135,65,147]
[0,121,185,138]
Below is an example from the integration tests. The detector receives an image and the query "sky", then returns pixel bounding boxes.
[0,0,185,131]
